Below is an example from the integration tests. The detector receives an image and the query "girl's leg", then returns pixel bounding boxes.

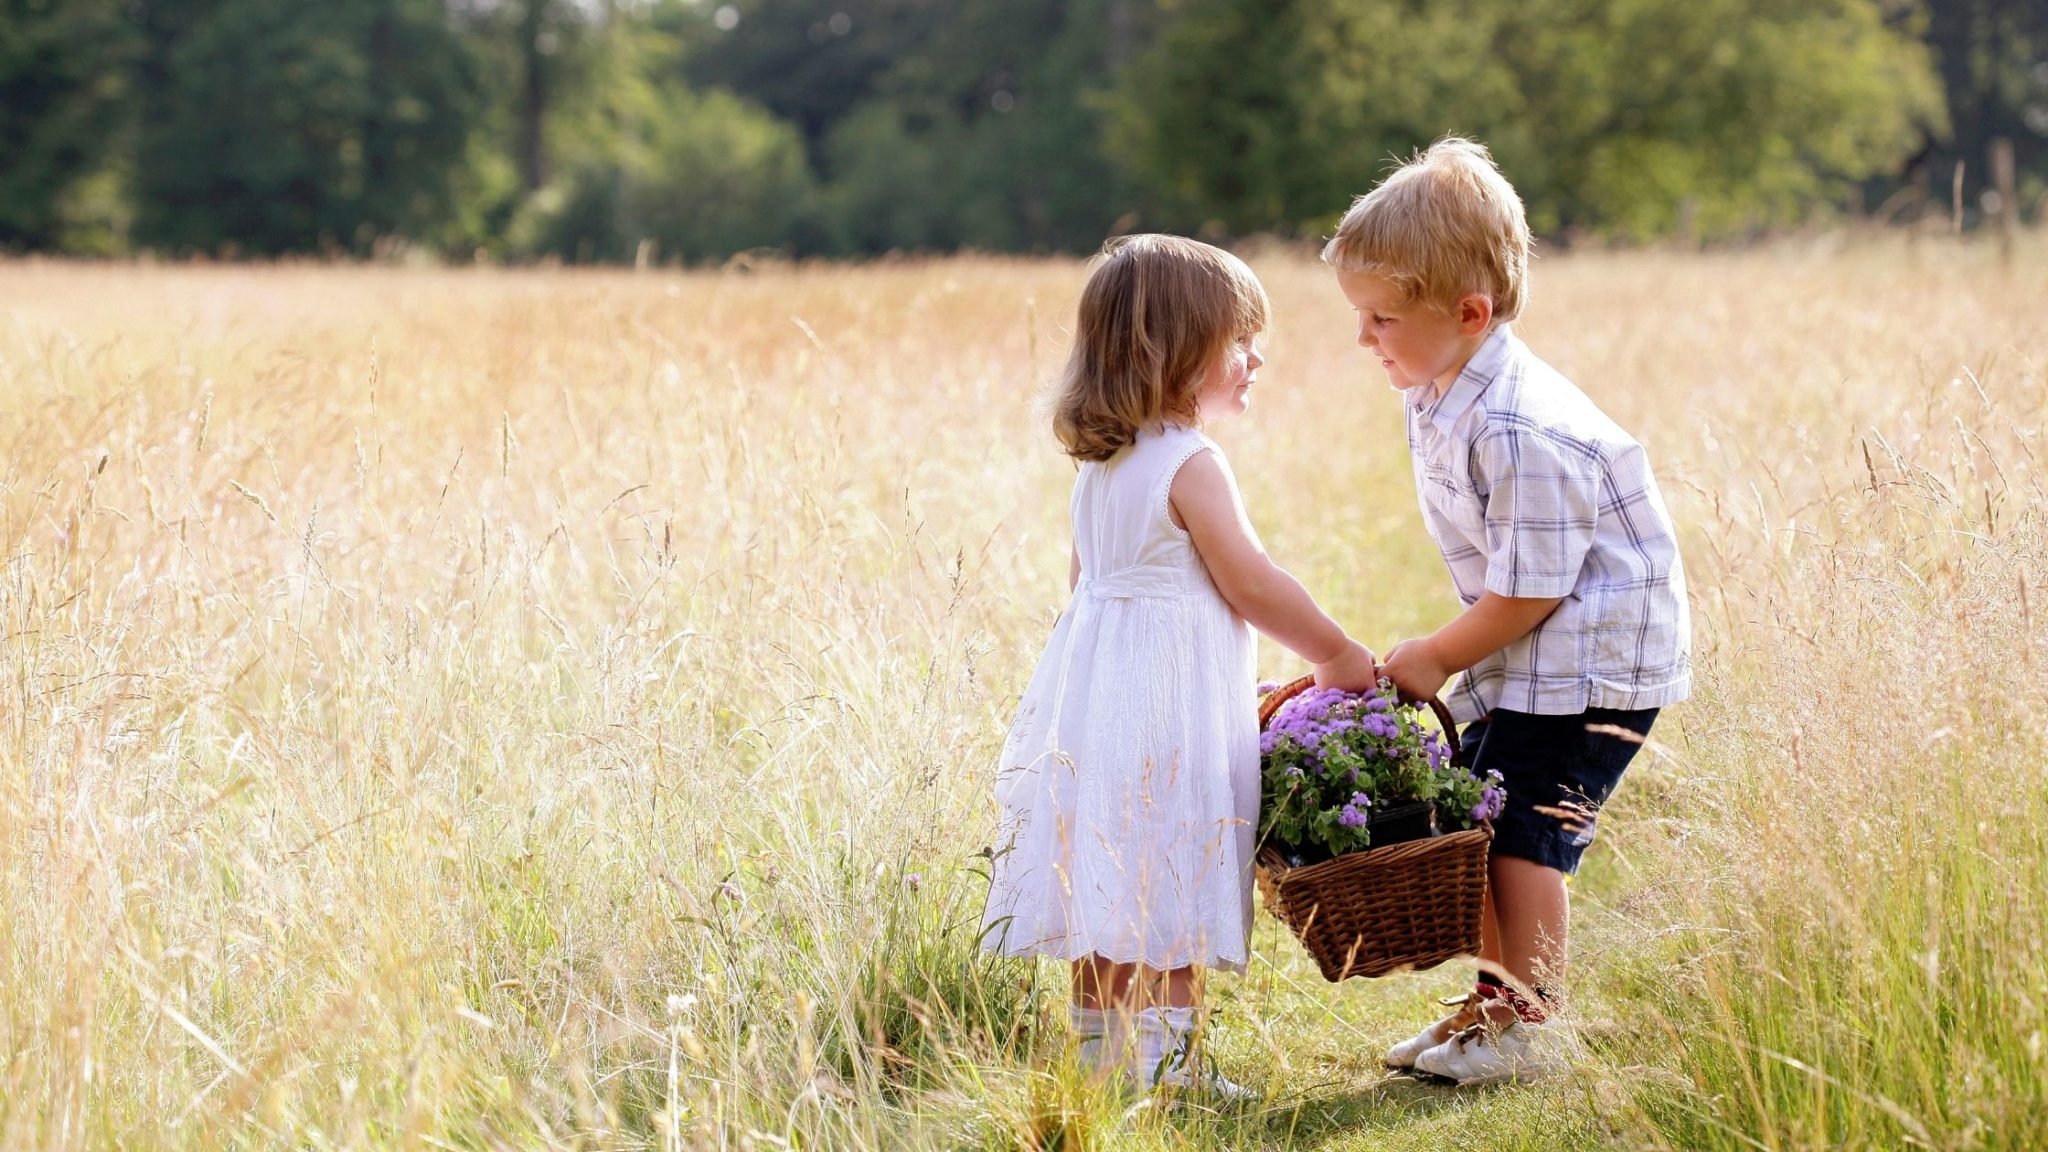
[1071,954,1137,1012]
[1155,965,1201,1009]
[1070,957,1199,1012]
[1069,956,1141,1081]
[1071,959,1231,1089]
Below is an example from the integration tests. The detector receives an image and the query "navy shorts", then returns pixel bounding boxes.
[1457,707,1659,875]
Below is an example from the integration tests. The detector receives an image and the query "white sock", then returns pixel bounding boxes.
[1071,1005,1139,1077]
[1070,1005,1108,1070]
[1130,1006,1197,1086]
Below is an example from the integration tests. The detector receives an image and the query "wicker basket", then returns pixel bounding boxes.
[1254,676,1492,981]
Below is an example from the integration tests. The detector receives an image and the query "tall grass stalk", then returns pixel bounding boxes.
[0,238,2043,1148]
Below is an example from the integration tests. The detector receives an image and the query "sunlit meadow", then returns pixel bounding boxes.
[2,235,2044,1149]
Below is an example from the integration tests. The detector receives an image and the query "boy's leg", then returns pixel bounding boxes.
[1389,719,1508,1069]
[1415,706,1657,1084]
[1473,706,1656,1008]
[1487,855,1568,1016]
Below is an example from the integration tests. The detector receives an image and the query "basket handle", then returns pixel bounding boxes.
[1258,675,1461,760]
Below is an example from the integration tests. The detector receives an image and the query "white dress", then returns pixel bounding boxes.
[982,425,1260,973]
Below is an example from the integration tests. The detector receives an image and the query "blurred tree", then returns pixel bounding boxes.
[0,0,1993,257]
[686,0,951,151]
[130,0,486,254]
[1106,0,1509,236]
[0,0,135,251]
[1113,0,1944,242]
[511,80,813,262]
[500,0,815,262]
[1497,0,1946,238]
[1920,0,2048,222]
[695,0,1153,253]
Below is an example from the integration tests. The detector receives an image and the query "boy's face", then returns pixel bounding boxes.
[1334,269,1481,395]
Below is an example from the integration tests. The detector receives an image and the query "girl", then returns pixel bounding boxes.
[981,234,1379,1095]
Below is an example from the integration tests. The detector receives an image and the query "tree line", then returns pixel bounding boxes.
[3,0,2044,262]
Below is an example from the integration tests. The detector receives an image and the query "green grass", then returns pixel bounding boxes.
[1,239,2045,1148]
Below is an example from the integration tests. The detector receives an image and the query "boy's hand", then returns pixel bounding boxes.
[1380,637,1451,702]
[1313,639,1380,693]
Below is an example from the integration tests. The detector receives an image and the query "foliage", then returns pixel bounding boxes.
[1490,0,1948,238]
[1919,0,2048,223]
[129,0,485,254]
[0,0,2032,257]
[787,0,1142,254]
[1111,0,1948,242]
[1258,681,1501,860]
[0,0,134,252]
[512,83,813,264]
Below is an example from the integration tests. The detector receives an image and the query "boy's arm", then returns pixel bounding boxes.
[1171,450,1378,689]
[1379,592,1563,701]
[1383,423,1591,700]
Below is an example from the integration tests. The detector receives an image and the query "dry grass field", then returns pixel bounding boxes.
[2,236,2045,1149]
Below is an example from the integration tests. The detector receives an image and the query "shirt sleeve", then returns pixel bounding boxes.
[1472,423,1600,599]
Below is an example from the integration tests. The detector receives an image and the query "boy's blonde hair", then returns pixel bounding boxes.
[1053,234,1269,463]
[1321,137,1530,323]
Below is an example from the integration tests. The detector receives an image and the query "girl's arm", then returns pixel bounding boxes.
[1170,450,1378,689]
[1070,545,1081,594]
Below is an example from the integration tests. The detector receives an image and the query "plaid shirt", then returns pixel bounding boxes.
[1408,327,1691,724]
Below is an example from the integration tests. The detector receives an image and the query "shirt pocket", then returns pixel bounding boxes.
[1424,474,1487,542]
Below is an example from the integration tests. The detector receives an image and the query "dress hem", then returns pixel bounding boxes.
[979,937,1249,976]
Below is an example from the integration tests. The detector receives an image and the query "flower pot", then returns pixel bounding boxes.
[1366,800,1440,849]
[1272,800,1440,867]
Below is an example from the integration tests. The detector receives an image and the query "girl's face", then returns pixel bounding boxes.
[1192,330,1265,422]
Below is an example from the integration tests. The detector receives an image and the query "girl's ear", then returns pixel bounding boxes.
[1456,293,1495,335]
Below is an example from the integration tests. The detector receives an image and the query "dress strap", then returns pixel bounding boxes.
[1150,430,1218,537]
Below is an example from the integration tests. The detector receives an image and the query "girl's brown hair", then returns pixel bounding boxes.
[1052,234,1270,462]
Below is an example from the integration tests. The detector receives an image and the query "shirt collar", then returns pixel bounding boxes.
[1413,325,1515,435]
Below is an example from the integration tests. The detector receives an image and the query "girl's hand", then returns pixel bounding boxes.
[1379,637,1451,701]
[1313,639,1379,692]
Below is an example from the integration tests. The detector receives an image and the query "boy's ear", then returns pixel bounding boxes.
[1456,293,1495,335]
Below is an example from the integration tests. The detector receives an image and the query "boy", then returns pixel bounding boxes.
[1324,138,1690,1086]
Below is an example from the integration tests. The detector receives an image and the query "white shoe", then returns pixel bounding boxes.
[1412,1018,1567,1086]
[1158,1059,1259,1103]
[1384,994,1484,1070]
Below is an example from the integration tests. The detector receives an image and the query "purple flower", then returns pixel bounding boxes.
[1338,791,1373,827]
[1470,785,1506,824]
